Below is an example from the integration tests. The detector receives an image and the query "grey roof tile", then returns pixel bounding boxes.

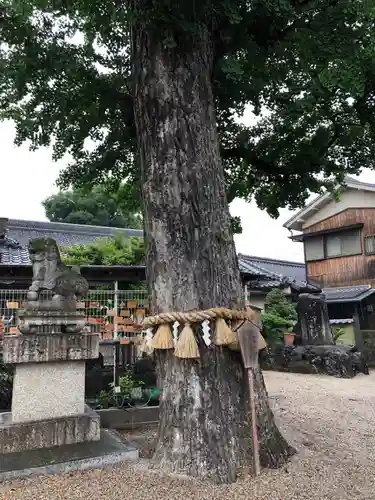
[237,258,274,278]
[0,219,143,265]
[249,279,284,289]
[238,253,320,292]
[323,285,374,302]
[239,254,307,282]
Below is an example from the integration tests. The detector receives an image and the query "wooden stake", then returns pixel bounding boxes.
[237,319,261,477]
[247,367,260,477]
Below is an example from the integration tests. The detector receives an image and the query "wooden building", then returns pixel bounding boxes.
[284,176,375,328]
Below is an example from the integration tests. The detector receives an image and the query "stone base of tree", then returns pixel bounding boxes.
[260,344,369,378]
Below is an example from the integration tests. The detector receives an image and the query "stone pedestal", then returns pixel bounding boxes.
[12,361,86,422]
[4,332,99,364]
[0,332,101,454]
[17,310,87,335]
[0,406,100,454]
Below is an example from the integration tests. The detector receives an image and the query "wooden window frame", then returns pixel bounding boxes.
[364,235,375,256]
[304,235,324,262]
[305,228,362,262]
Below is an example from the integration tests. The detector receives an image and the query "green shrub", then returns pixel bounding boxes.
[261,289,297,346]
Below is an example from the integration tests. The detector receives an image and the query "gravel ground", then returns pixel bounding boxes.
[1,371,375,500]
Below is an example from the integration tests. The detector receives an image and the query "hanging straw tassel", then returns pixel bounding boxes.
[133,334,145,358]
[213,317,238,346]
[228,341,241,352]
[225,319,241,351]
[139,337,148,355]
[258,331,267,351]
[152,323,174,349]
[174,323,200,359]
[139,328,154,356]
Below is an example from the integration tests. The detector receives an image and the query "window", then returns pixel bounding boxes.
[325,235,341,258]
[305,236,324,261]
[305,229,361,261]
[364,235,375,255]
[326,229,361,258]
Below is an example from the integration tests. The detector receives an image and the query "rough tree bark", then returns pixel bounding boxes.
[131,19,295,483]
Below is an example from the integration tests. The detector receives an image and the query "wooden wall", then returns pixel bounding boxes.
[305,208,375,287]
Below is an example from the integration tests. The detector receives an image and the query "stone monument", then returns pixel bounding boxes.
[294,292,334,345]
[0,237,100,454]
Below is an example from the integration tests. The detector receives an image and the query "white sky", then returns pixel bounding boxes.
[1,115,375,263]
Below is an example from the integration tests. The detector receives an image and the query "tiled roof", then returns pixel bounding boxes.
[239,254,307,281]
[237,257,267,276]
[0,219,143,265]
[0,239,30,265]
[238,254,319,293]
[323,285,375,303]
[249,279,285,289]
[0,219,320,292]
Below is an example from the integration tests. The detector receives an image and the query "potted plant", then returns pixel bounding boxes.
[261,289,298,346]
[283,331,296,345]
[107,366,146,408]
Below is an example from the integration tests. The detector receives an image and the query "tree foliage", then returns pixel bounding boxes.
[62,234,144,266]
[43,184,142,228]
[1,0,375,218]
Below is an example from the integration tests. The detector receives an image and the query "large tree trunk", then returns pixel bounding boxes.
[132,20,294,483]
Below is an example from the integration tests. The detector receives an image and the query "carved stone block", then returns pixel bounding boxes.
[17,310,87,334]
[3,332,99,364]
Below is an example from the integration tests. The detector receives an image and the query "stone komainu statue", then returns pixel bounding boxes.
[27,237,88,304]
